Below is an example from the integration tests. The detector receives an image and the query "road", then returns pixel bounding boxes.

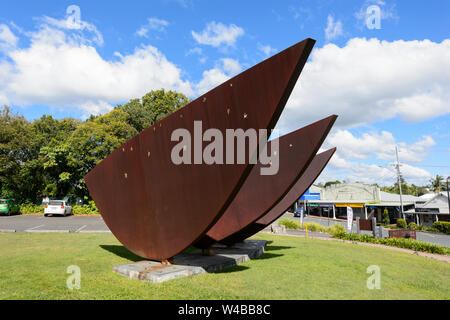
[0,214,109,233]
[1,213,449,248]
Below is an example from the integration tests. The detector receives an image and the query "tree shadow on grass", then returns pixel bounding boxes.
[265,245,293,251]
[100,245,144,262]
[254,252,284,260]
[213,265,250,274]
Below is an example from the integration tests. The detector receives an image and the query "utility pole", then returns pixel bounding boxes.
[446,177,450,215]
[394,146,405,220]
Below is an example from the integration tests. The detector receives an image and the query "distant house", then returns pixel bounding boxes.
[406,193,449,226]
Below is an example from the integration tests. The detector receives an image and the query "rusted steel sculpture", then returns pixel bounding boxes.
[219,148,336,246]
[84,38,316,261]
[195,116,337,249]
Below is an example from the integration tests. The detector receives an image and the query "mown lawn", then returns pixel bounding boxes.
[0,232,449,300]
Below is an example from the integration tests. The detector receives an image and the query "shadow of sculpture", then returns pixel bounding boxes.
[100,245,144,262]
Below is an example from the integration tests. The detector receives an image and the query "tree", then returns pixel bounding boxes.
[117,89,191,132]
[324,180,341,188]
[0,90,191,203]
[429,175,444,192]
[0,106,38,202]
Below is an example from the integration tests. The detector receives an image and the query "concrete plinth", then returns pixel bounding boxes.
[113,240,266,283]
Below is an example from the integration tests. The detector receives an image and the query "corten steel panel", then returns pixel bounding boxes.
[195,115,337,249]
[84,38,316,260]
[220,148,336,246]
[359,219,373,231]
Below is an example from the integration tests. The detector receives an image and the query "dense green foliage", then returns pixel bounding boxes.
[19,204,45,214]
[407,222,427,231]
[429,175,448,192]
[396,218,407,229]
[277,218,345,236]
[333,232,450,255]
[0,90,190,204]
[432,221,450,235]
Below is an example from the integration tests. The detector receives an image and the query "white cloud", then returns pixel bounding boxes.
[325,130,436,163]
[0,24,18,51]
[258,43,277,57]
[317,153,432,186]
[221,58,242,75]
[275,38,450,133]
[0,21,193,116]
[136,17,169,38]
[325,15,343,41]
[41,8,103,46]
[192,22,244,47]
[313,129,436,186]
[195,58,242,95]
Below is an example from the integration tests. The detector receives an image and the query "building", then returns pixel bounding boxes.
[406,192,450,226]
[297,182,444,224]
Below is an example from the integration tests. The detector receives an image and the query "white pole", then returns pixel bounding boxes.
[395,146,405,220]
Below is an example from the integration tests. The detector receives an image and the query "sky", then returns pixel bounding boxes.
[0,0,449,187]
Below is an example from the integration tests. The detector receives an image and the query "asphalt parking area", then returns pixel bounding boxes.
[0,214,110,233]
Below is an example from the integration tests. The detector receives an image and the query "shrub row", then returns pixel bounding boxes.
[19,204,45,214]
[432,221,450,235]
[19,201,99,215]
[333,231,450,255]
[277,218,345,236]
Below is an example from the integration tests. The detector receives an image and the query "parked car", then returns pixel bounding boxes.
[294,207,305,217]
[0,199,20,216]
[44,200,72,217]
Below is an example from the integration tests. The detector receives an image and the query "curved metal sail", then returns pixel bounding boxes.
[220,148,336,246]
[195,116,336,248]
[84,38,316,260]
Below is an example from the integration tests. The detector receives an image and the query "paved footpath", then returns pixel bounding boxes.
[0,214,110,233]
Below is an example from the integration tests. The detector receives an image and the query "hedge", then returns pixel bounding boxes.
[333,231,450,255]
[277,218,345,236]
[19,201,99,215]
[432,221,450,235]
[19,204,45,214]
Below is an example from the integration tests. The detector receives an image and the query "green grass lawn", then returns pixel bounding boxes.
[0,232,449,300]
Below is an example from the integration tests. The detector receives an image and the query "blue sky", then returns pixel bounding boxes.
[0,0,449,186]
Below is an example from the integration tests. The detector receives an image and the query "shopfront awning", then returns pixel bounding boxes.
[335,203,364,208]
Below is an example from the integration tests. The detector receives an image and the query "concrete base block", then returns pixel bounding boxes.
[113,240,266,283]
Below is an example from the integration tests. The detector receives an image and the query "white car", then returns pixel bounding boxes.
[44,200,72,217]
